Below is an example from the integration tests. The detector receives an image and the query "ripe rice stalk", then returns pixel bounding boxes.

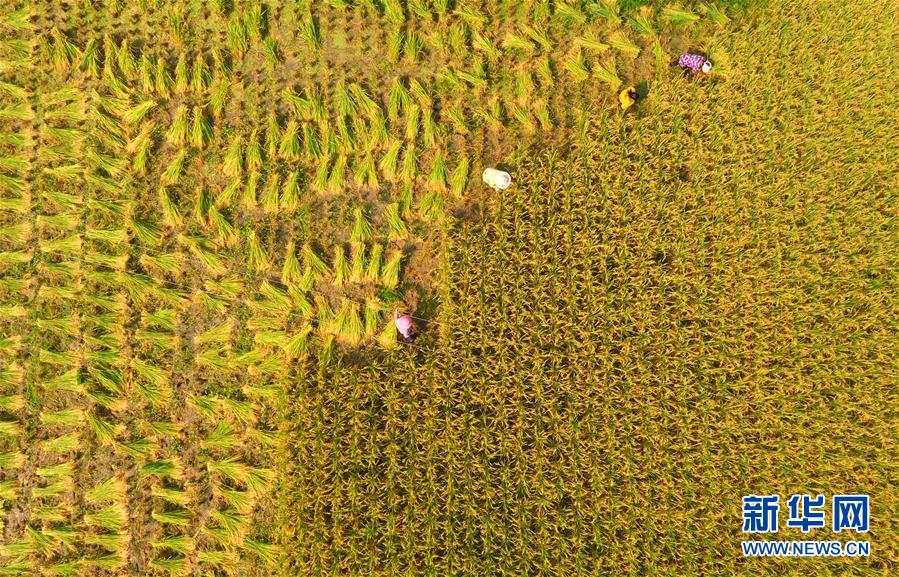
[140,459,183,479]
[116,38,136,77]
[327,154,347,193]
[174,54,189,93]
[594,58,622,90]
[86,477,127,505]
[139,53,154,91]
[166,106,189,146]
[130,217,163,246]
[563,48,590,83]
[400,143,418,184]
[382,202,408,240]
[0,80,27,101]
[354,153,378,189]
[40,408,85,427]
[50,28,79,72]
[363,297,385,336]
[241,171,260,211]
[504,33,534,54]
[0,480,18,500]
[215,179,242,209]
[152,536,195,555]
[279,120,301,160]
[0,102,34,121]
[262,172,280,214]
[191,55,207,94]
[381,250,402,289]
[608,30,640,58]
[1,8,31,30]
[42,433,81,452]
[662,5,701,25]
[152,508,192,526]
[303,244,329,278]
[349,243,366,283]
[332,245,349,287]
[298,16,321,51]
[208,79,230,118]
[700,2,730,25]
[190,106,212,149]
[333,299,363,346]
[376,321,399,349]
[247,230,271,272]
[404,29,421,63]
[427,150,448,192]
[472,33,499,61]
[207,457,274,496]
[122,100,156,126]
[154,56,171,96]
[28,526,58,556]
[118,437,158,459]
[266,113,281,159]
[242,539,279,565]
[387,78,410,122]
[84,531,127,553]
[32,478,72,498]
[246,129,263,172]
[84,503,128,532]
[281,170,301,213]
[0,540,32,558]
[379,139,402,180]
[161,149,188,185]
[150,556,189,575]
[351,207,373,243]
[419,190,446,222]
[556,2,587,25]
[522,24,551,51]
[408,78,432,111]
[0,451,25,468]
[36,462,74,479]
[0,222,31,243]
[362,244,383,283]
[512,104,536,134]
[628,6,657,36]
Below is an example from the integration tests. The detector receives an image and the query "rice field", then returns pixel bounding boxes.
[1,0,896,576]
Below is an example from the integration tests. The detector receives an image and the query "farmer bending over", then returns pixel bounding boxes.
[619,85,639,111]
[394,312,416,345]
[677,52,713,76]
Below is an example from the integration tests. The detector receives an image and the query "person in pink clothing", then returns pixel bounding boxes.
[677,52,713,76]
[394,312,416,344]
